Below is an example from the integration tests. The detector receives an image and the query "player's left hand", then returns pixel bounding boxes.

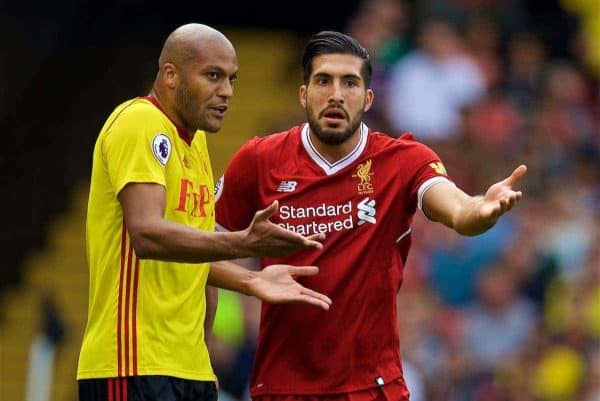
[247,265,332,310]
[479,164,527,222]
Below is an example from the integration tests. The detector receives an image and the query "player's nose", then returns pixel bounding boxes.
[328,82,344,103]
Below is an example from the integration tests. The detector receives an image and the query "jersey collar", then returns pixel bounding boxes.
[142,95,194,146]
[301,122,369,175]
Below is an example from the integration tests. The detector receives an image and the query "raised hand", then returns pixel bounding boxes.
[243,200,326,257]
[247,264,332,310]
[479,164,527,222]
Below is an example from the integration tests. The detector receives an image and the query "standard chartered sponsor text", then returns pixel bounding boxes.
[278,201,355,235]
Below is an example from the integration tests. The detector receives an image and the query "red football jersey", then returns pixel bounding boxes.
[215,123,451,396]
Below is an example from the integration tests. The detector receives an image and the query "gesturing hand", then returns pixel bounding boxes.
[479,164,527,222]
[246,265,332,310]
[244,200,325,258]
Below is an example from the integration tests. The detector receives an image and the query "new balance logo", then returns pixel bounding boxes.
[277,181,298,192]
[357,197,376,225]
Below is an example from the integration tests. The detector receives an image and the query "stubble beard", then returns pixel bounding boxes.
[175,81,218,133]
[306,102,365,146]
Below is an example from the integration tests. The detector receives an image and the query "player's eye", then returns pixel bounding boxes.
[207,71,219,80]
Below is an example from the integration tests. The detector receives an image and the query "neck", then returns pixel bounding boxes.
[308,125,362,164]
[149,87,195,136]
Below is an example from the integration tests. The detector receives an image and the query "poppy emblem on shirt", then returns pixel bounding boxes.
[152,133,171,166]
[352,159,374,195]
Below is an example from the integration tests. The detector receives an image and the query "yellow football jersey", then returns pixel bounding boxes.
[77,97,216,381]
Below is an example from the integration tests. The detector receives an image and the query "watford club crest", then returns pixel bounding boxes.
[353,159,374,195]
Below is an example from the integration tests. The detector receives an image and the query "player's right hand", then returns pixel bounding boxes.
[243,200,325,257]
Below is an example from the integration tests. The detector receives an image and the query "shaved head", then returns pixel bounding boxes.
[151,23,238,134]
[158,23,235,71]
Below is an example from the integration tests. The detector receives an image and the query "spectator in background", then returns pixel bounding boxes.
[417,0,527,35]
[462,265,537,372]
[346,0,411,69]
[385,17,485,140]
[346,0,412,131]
[504,32,547,110]
[464,13,503,90]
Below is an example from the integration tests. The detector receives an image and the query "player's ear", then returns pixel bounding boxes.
[299,85,307,109]
[162,62,179,89]
[363,88,374,112]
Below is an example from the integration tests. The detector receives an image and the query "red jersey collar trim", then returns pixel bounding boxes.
[142,95,194,146]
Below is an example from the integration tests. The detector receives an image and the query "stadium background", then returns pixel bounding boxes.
[0,0,598,400]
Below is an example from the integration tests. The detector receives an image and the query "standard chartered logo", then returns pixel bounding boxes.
[357,197,376,225]
[277,197,377,235]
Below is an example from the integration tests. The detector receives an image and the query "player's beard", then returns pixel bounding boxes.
[175,80,215,133]
[307,102,364,145]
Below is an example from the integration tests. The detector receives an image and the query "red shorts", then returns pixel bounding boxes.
[252,378,409,401]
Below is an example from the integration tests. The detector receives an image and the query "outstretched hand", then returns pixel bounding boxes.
[479,164,527,222]
[247,264,332,310]
[244,200,325,258]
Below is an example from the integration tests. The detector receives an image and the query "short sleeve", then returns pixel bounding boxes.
[404,139,453,212]
[215,138,260,231]
[102,108,168,195]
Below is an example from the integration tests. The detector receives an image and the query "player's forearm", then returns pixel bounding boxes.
[424,183,497,236]
[206,261,258,295]
[130,218,254,262]
[451,195,496,236]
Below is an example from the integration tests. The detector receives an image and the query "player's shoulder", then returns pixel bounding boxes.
[368,130,434,153]
[241,124,302,155]
[105,97,165,131]
[114,97,165,122]
[100,97,172,145]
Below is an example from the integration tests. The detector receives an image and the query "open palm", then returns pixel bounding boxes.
[480,165,527,221]
[247,264,332,310]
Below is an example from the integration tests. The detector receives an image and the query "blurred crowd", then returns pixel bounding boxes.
[210,1,600,401]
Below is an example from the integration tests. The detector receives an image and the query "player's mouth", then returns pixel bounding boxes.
[320,107,348,125]
[209,105,228,119]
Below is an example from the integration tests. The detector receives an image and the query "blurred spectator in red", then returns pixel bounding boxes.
[462,95,523,150]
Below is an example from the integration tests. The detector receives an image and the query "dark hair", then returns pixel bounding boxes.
[301,31,372,87]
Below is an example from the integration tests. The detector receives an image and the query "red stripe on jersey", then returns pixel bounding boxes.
[117,223,127,377]
[115,378,121,401]
[124,242,134,376]
[132,256,140,375]
[122,377,128,401]
[107,378,114,401]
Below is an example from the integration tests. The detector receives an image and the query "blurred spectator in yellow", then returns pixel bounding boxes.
[560,0,600,77]
[532,344,586,401]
